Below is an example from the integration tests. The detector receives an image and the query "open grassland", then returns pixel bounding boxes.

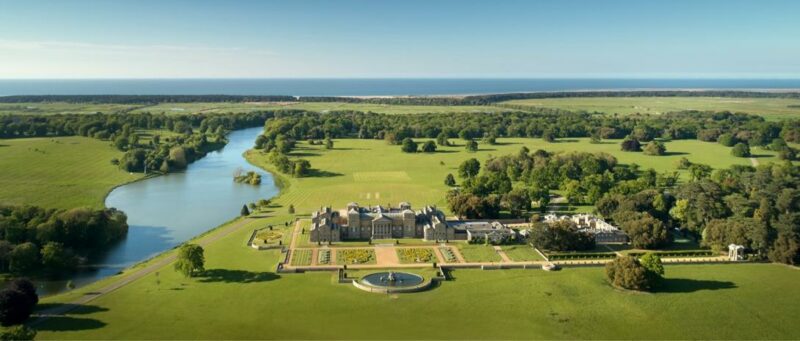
[0,136,142,209]
[34,216,800,340]
[501,96,800,120]
[245,137,779,217]
[0,102,143,115]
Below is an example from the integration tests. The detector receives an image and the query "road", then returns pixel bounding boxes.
[32,217,254,324]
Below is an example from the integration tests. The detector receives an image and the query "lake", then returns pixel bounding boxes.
[38,127,277,295]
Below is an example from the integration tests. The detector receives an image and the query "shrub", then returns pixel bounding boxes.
[643,141,666,156]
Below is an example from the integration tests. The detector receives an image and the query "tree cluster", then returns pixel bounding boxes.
[0,205,128,275]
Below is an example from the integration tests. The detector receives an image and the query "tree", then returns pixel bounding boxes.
[620,136,642,152]
[731,142,751,157]
[324,138,334,150]
[465,139,478,152]
[768,232,799,265]
[702,218,768,254]
[421,140,437,153]
[444,173,456,187]
[240,204,250,216]
[0,325,37,340]
[5,279,37,310]
[113,135,129,151]
[0,289,33,326]
[688,163,713,181]
[288,204,295,214]
[8,243,39,274]
[436,132,450,146]
[528,220,595,251]
[643,141,666,156]
[717,133,737,147]
[542,129,556,143]
[174,244,205,278]
[501,188,531,217]
[40,242,77,273]
[620,213,671,249]
[292,159,311,177]
[605,256,651,291]
[400,138,418,153]
[639,253,665,286]
[458,158,481,179]
[675,157,692,169]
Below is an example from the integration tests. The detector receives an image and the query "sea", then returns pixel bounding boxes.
[1,78,800,97]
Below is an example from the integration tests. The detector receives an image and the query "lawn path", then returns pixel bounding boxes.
[494,246,512,262]
[374,246,399,266]
[750,157,759,167]
[32,217,255,324]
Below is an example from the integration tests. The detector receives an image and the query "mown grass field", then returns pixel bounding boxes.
[0,102,144,115]
[457,243,503,262]
[501,96,800,120]
[0,136,142,209]
[246,137,778,217]
[34,214,800,340]
[501,244,546,261]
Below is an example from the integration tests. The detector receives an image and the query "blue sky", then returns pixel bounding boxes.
[1,0,798,78]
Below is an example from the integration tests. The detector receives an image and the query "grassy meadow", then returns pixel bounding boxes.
[0,136,142,209]
[33,211,800,340]
[246,137,778,216]
[501,96,800,119]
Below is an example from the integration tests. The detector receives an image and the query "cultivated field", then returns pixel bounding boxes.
[501,96,800,119]
[0,136,141,209]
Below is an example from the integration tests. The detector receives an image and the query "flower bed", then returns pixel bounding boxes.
[397,248,434,263]
[337,249,376,265]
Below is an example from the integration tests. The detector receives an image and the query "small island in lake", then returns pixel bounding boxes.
[233,169,261,185]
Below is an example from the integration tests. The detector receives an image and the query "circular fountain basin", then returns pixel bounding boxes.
[354,271,430,293]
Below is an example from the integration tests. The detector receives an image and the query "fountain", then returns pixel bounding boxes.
[355,271,427,293]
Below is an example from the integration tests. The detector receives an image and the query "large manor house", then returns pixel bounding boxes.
[310,202,455,242]
[309,202,627,244]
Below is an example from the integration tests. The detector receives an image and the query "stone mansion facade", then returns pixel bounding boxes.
[310,202,454,242]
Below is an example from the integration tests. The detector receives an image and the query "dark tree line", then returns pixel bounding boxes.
[0,205,128,275]
[234,109,800,149]
[0,111,279,173]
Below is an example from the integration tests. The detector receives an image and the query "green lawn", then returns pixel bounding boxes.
[501,96,800,120]
[501,244,545,261]
[246,137,778,218]
[129,101,512,115]
[456,243,503,263]
[0,136,142,209]
[0,102,143,116]
[34,224,800,340]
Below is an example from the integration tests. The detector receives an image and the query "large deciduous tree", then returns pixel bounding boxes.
[174,244,205,278]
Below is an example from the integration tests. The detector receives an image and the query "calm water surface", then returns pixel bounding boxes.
[38,127,277,295]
